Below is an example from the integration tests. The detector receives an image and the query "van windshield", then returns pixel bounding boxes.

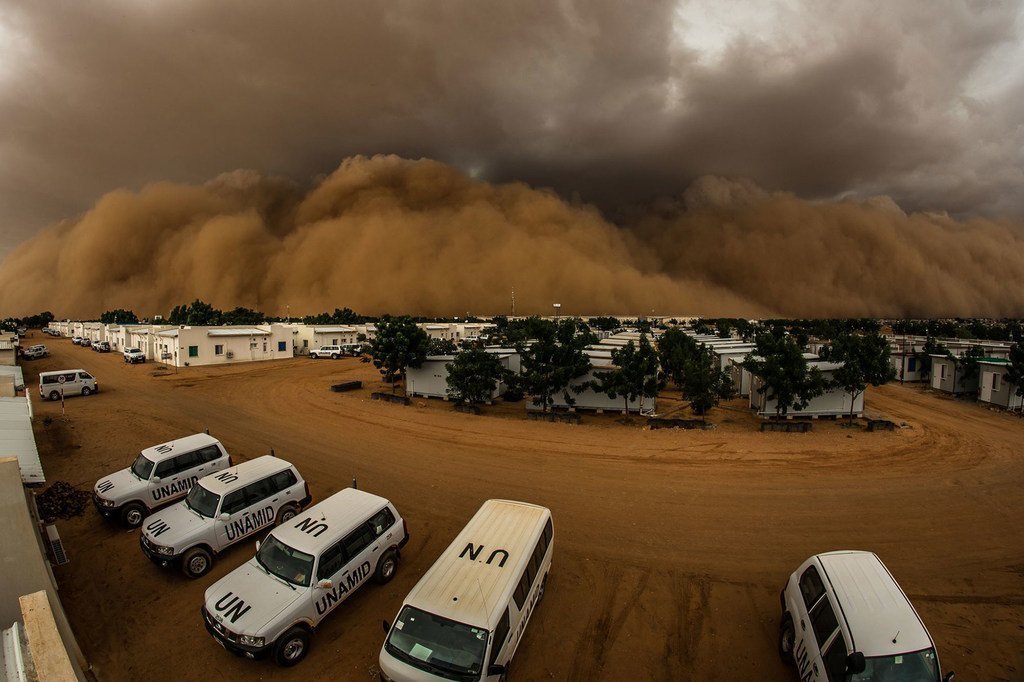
[851,648,940,682]
[130,454,155,480]
[385,606,488,681]
[185,484,220,518]
[255,535,313,587]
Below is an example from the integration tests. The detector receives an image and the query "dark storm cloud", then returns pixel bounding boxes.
[1,0,1021,252]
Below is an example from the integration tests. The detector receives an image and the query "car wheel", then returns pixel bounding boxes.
[274,627,310,667]
[778,614,796,666]
[81,387,91,396]
[374,550,398,584]
[48,390,60,401]
[182,546,213,578]
[276,505,298,526]
[330,353,339,359]
[121,502,146,528]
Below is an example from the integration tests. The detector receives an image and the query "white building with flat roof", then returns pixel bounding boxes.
[153,324,293,367]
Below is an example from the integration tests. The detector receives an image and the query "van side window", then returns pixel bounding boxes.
[78,372,92,379]
[317,542,347,579]
[513,574,528,610]
[543,518,553,546]
[823,632,849,681]
[221,490,248,515]
[245,477,276,505]
[63,373,76,383]
[369,507,396,536]
[799,566,826,608]
[342,523,377,559]
[154,457,179,477]
[271,469,297,492]
[177,451,203,473]
[489,608,511,667]
[809,597,840,649]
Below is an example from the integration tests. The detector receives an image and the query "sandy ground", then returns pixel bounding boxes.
[21,333,1024,681]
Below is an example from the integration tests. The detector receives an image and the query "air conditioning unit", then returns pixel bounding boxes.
[226,351,234,359]
[45,525,69,566]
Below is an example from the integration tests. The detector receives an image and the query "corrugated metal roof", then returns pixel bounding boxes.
[818,551,932,657]
[206,328,270,337]
[0,397,43,484]
[0,367,25,390]
[402,500,550,629]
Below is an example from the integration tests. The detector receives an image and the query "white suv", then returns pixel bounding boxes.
[201,488,409,666]
[93,434,231,527]
[308,345,342,359]
[779,550,953,682]
[123,347,146,363]
[141,455,312,578]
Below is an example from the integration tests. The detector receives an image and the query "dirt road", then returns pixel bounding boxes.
[24,334,1024,680]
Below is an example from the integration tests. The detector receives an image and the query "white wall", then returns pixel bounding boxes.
[749,368,865,418]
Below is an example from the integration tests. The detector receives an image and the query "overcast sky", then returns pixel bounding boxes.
[1,0,1022,255]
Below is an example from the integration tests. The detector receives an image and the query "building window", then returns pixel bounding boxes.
[332,338,338,345]
[278,341,286,352]
[940,364,946,379]
[907,358,917,371]
[188,346,199,357]
[215,344,224,355]
[303,340,308,348]
[992,373,1000,392]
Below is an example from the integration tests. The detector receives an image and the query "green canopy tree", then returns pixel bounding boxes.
[590,334,662,416]
[912,338,947,379]
[682,345,735,423]
[657,327,700,390]
[514,319,593,412]
[168,299,222,326]
[100,309,139,324]
[744,333,827,419]
[446,347,508,406]
[369,316,431,394]
[826,332,897,422]
[221,306,266,326]
[428,338,458,355]
[1004,343,1024,414]
[950,345,986,392]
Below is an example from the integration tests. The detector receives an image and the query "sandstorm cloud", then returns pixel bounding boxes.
[1,155,1022,319]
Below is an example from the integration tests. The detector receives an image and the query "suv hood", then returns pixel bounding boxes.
[141,502,210,551]
[94,468,147,506]
[204,561,306,637]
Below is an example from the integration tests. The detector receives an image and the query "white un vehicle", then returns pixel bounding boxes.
[202,488,409,666]
[308,345,343,359]
[379,499,553,682]
[92,433,231,528]
[779,550,954,682]
[140,455,312,578]
[39,369,96,400]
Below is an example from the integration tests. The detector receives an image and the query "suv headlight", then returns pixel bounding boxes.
[238,635,264,647]
[97,497,117,508]
[149,542,173,556]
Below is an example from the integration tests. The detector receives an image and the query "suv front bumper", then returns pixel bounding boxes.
[200,607,272,659]
[139,533,183,567]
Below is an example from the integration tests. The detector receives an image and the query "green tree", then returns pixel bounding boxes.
[446,347,508,406]
[1004,343,1024,414]
[168,299,222,326]
[369,316,431,394]
[951,345,985,391]
[744,333,827,418]
[514,319,593,412]
[587,316,621,332]
[590,335,662,416]
[912,337,947,379]
[657,327,700,389]
[683,345,735,423]
[100,309,139,324]
[428,338,458,355]
[221,306,266,325]
[826,332,897,422]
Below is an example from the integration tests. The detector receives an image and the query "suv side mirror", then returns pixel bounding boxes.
[152,476,161,484]
[317,579,333,590]
[487,665,506,676]
[846,652,866,674]
[942,673,955,682]
[382,619,391,633]
[220,513,230,521]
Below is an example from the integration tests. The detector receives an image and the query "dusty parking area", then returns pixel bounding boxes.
[22,334,1024,681]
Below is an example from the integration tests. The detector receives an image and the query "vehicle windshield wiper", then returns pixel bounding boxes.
[254,558,297,591]
[426,659,476,681]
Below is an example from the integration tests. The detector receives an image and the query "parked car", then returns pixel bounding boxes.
[71,336,84,345]
[81,339,92,348]
[308,345,344,359]
[39,369,96,399]
[779,550,953,682]
[22,344,48,359]
[92,433,232,528]
[140,455,312,578]
[92,341,111,352]
[123,347,146,364]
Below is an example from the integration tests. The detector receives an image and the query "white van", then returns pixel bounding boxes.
[140,455,312,578]
[779,551,953,682]
[92,433,232,528]
[201,488,408,666]
[39,369,97,400]
[379,500,553,682]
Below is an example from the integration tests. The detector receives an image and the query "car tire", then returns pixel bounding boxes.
[374,550,398,584]
[182,546,213,579]
[778,614,796,666]
[48,390,60,401]
[81,387,91,396]
[276,505,298,526]
[121,502,146,528]
[330,353,339,360]
[274,627,310,667]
